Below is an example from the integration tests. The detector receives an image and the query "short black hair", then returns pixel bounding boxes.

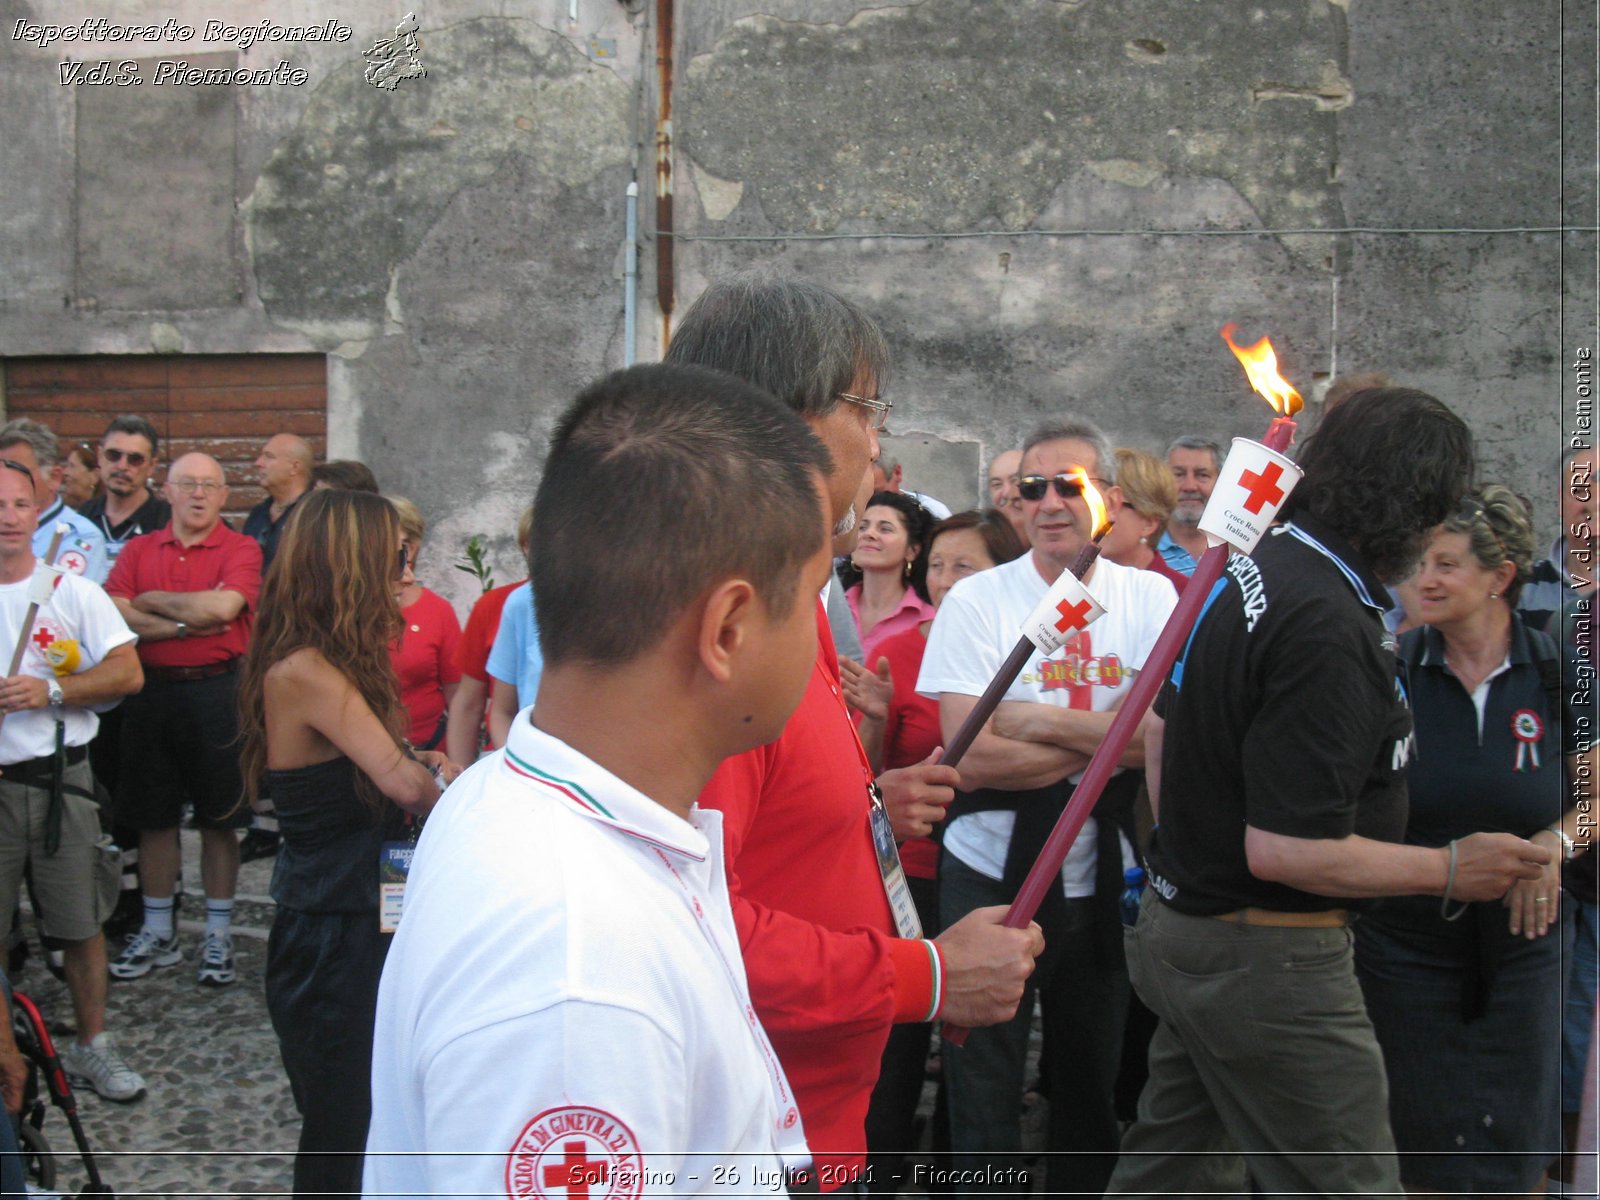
[664,270,891,420]
[104,415,160,454]
[534,364,834,667]
[1279,386,1474,581]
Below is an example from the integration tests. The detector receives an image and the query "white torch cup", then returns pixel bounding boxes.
[1198,437,1304,555]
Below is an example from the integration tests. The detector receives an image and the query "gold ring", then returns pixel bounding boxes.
[1535,897,1549,904]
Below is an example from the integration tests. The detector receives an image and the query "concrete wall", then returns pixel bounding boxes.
[1,0,1592,607]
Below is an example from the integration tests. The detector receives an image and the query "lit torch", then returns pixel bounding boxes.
[941,471,1113,770]
[1221,322,1303,452]
[943,327,1306,1046]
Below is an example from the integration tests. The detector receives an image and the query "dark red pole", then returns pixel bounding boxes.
[944,418,1295,1046]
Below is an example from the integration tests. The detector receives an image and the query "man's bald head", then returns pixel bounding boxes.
[165,452,230,537]
[170,452,225,483]
[256,433,314,502]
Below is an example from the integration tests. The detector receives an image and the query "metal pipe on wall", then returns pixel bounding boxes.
[654,0,675,351]
[624,178,639,366]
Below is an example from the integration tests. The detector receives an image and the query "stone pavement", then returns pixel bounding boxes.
[11,829,296,1198]
[8,828,1052,1198]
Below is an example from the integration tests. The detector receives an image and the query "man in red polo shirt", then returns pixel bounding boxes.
[103,453,262,988]
[666,273,1043,1190]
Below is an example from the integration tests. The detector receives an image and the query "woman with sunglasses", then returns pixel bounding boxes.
[842,508,1025,1190]
[1353,485,1591,1197]
[838,490,935,666]
[238,489,462,1198]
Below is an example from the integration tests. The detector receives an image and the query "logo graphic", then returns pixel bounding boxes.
[1511,708,1543,772]
[506,1106,643,1200]
[363,12,426,90]
[56,549,88,576]
[1237,461,1288,515]
[1053,598,1093,635]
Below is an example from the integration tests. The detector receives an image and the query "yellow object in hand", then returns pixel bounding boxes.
[43,640,80,677]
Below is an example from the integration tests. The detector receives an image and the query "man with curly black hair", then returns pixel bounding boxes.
[1108,387,1553,1197]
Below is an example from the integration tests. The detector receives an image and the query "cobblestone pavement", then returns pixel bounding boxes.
[9,829,1049,1198]
[12,830,296,1198]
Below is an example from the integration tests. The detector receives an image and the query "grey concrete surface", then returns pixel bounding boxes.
[0,0,1593,603]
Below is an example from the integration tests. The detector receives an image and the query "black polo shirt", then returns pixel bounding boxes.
[1145,515,1412,915]
[77,491,172,569]
[242,492,304,572]
[1400,619,1589,849]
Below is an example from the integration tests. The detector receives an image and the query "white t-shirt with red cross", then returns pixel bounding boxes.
[0,567,136,765]
[917,553,1176,897]
[364,716,810,1198]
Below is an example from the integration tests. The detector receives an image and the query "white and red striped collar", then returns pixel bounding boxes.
[498,710,711,863]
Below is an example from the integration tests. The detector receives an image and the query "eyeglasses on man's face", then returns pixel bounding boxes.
[169,479,223,495]
[837,391,893,433]
[102,448,148,467]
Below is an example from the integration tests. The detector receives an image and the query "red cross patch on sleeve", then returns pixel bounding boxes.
[506,1106,645,1200]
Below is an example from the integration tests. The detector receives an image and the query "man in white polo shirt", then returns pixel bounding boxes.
[0,460,145,1102]
[366,364,839,1194]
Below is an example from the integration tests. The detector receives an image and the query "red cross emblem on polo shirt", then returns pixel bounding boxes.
[1054,598,1092,634]
[543,1142,610,1199]
[31,626,57,652]
[1238,461,1287,515]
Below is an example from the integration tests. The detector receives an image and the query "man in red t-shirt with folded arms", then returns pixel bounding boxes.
[104,453,262,990]
[667,272,1043,1190]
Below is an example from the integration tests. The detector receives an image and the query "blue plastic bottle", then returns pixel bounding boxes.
[1121,865,1146,927]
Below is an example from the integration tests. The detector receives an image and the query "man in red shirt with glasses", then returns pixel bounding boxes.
[104,452,261,990]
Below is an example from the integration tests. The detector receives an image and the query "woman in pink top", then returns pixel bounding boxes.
[841,490,935,664]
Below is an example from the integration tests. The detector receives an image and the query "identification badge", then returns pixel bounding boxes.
[868,783,923,940]
[379,840,415,933]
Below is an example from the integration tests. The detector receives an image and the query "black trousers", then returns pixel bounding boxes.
[265,908,390,1199]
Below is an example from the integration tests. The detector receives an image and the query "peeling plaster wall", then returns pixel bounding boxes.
[0,0,1592,606]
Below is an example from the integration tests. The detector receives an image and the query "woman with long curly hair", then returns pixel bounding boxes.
[238,489,461,1199]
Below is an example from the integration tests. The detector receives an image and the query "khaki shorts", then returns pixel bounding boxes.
[0,758,119,942]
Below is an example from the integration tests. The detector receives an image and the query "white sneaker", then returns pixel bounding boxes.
[60,1032,146,1102]
[197,930,235,987]
[107,927,181,980]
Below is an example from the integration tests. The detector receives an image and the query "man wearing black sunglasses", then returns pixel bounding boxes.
[920,417,1179,1196]
[79,416,171,572]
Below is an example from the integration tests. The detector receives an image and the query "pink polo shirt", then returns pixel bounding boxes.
[845,582,936,666]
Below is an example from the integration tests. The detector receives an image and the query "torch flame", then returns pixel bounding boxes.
[1220,323,1304,418]
[1069,468,1113,539]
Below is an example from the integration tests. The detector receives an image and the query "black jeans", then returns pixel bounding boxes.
[266,908,390,1199]
[939,854,1128,1197]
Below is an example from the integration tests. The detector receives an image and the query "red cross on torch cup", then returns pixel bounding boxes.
[939,469,1114,769]
[1054,597,1093,634]
[942,325,1306,1047]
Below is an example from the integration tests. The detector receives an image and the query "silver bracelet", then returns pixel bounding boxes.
[1440,839,1470,922]
[1546,824,1576,863]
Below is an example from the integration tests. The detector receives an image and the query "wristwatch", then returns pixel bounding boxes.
[45,679,63,708]
[175,621,189,639]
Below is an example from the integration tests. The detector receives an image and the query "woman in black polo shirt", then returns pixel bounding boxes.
[1355,485,1591,1195]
